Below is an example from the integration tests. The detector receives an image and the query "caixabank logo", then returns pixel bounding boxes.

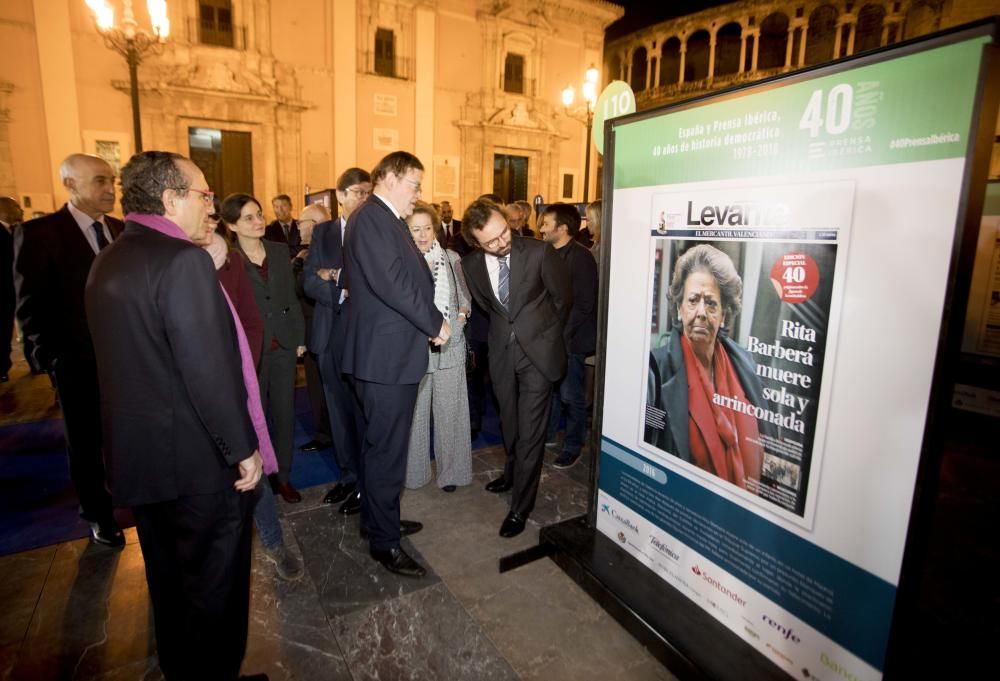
[691,565,747,607]
[600,502,640,535]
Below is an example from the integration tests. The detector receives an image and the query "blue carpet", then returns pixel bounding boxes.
[1,386,504,556]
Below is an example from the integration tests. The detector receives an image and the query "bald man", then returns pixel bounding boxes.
[14,153,125,547]
[294,202,335,453]
[0,196,23,381]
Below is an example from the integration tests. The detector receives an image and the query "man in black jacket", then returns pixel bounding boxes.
[539,203,598,470]
[342,151,450,577]
[461,198,572,538]
[13,153,124,546]
[86,151,263,680]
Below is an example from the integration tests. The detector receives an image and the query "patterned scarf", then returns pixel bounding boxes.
[424,239,452,321]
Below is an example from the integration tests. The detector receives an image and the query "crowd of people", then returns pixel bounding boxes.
[2,149,603,680]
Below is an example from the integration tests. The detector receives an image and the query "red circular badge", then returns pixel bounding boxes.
[769,253,819,304]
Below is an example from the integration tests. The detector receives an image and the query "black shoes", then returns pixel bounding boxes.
[552,451,581,469]
[90,520,125,548]
[442,485,457,493]
[485,476,512,493]
[323,481,357,505]
[274,480,302,503]
[370,546,427,578]
[360,519,423,539]
[338,489,362,515]
[300,439,329,452]
[499,512,527,538]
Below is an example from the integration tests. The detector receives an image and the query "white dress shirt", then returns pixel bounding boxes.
[67,202,112,254]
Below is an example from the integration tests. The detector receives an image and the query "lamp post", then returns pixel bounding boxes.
[561,64,600,203]
[85,0,170,153]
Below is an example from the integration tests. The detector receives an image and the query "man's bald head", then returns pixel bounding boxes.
[0,196,23,225]
[297,203,331,245]
[59,153,116,218]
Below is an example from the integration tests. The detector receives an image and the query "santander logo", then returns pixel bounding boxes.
[692,565,747,607]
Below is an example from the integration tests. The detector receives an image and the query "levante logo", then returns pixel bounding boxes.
[691,565,747,607]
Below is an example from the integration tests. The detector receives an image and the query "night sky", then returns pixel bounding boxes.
[606,1,736,42]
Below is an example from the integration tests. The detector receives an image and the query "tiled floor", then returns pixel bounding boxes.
[0,444,678,681]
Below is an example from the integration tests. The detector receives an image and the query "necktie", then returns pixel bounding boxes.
[498,256,510,309]
[92,222,109,251]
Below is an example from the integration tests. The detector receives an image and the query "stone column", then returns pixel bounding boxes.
[847,20,857,55]
[654,45,662,87]
[739,32,747,73]
[833,20,844,59]
[708,31,717,80]
[645,48,654,90]
[784,26,795,68]
[798,25,808,66]
[678,42,687,84]
[751,29,760,72]
[881,23,890,46]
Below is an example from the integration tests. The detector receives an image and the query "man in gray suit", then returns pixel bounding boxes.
[460,198,571,537]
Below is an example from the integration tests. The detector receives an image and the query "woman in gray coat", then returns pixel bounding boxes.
[404,202,473,491]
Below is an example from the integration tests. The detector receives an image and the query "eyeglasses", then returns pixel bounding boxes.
[403,179,422,193]
[480,225,511,250]
[206,213,221,222]
[187,187,215,204]
[346,187,370,198]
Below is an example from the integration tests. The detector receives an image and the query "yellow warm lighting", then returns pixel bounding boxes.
[86,0,114,30]
[585,64,599,84]
[562,85,574,107]
[582,80,597,104]
[148,0,170,38]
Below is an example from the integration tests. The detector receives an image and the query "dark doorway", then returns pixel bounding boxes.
[188,128,254,199]
[493,154,528,204]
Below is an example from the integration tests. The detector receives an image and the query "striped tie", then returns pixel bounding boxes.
[498,256,509,309]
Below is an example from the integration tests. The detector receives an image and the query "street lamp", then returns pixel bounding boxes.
[85,0,170,153]
[561,64,600,202]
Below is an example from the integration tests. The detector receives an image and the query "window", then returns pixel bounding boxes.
[504,53,525,94]
[199,0,234,48]
[562,173,574,199]
[375,28,396,77]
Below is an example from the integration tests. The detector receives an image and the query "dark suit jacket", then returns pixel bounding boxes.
[85,222,257,507]
[461,235,572,383]
[342,196,443,385]
[265,219,302,258]
[303,218,347,355]
[13,204,123,368]
[0,224,14,325]
[238,240,305,352]
[554,240,598,356]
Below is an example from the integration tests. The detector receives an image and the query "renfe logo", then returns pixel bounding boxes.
[691,565,747,607]
[762,614,801,643]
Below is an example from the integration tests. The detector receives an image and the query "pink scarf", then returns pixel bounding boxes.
[126,212,278,474]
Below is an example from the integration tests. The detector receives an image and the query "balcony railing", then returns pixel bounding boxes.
[635,67,786,106]
[186,17,247,50]
[358,51,413,80]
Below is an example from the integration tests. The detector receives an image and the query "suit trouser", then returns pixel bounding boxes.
[490,339,554,517]
[0,301,12,375]
[353,378,419,552]
[133,488,255,681]
[50,355,114,523]
[258,346,297,483]
[317,310,362,484]
[303,349,332,443]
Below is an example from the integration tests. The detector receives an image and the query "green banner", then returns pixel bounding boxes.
[613,36,989,189]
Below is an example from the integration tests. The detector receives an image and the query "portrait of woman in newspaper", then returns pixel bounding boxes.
[645,244,768,489]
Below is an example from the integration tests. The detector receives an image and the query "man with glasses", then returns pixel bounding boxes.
[85,151,265,679]
[13,153,125,547]
[341,153,450,577]
[460,198,571,538]
[305,169,371,513]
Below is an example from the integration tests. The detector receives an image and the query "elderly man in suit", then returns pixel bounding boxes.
[460,198,571,538]
[342,151,450,577]
[86,150,264,681]
[13,153,125,547]
[305,167,372,514]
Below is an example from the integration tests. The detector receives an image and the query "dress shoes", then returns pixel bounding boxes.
[442,485,457,493]
[360,519,423,539]
[90,520,125,548]
[323,481,357,505]
[299,439,328,452]
[275,481,302,503]
[370,546,427,578]
[338,489,362,515]
[499,512,527,538]
[485,476,512,493]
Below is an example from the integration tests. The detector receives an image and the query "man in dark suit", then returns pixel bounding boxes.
[441,200,469,256]
[539,203,598,470]
[342,151,450,577]
[13,153,125,547]
[460,198,572,537]
[0,196,23,382]
[86,150,264,680]
[265,193,302,258]
[305,167,372,514]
